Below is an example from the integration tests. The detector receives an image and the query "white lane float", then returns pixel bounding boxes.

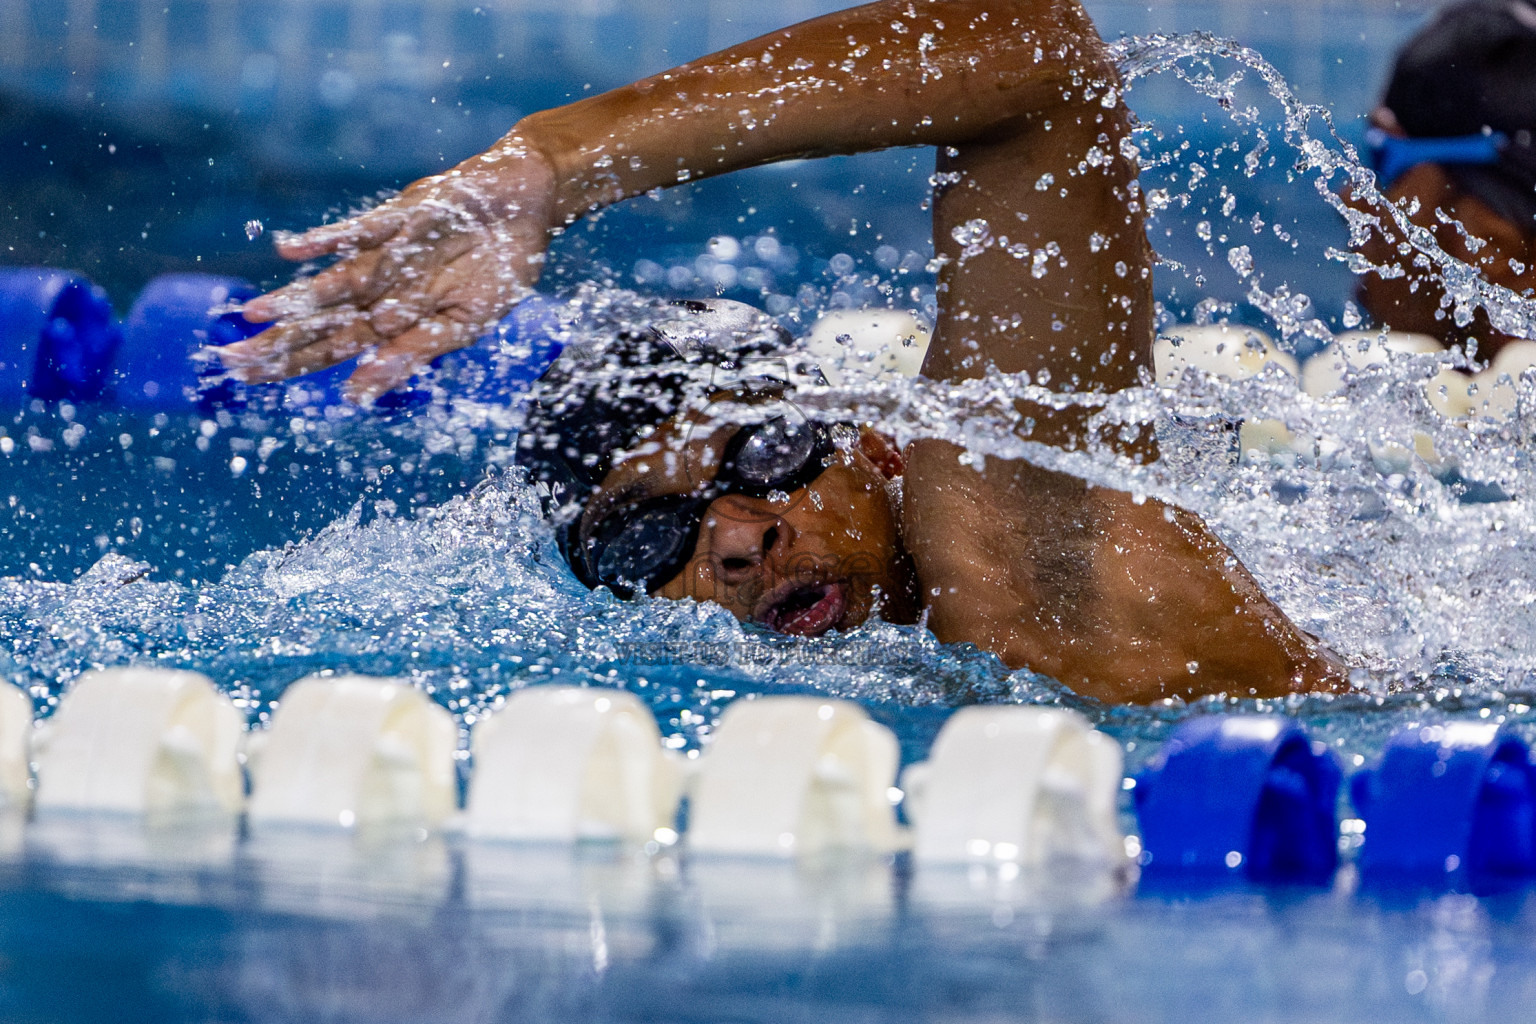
[0,681,33,811]
[1155,323,1301,383]
[687,696,902,857]
[900,706,1125,867]
[1299,329,1443,400]
[465,685,684,843]
[1301,330,1536,475]
[1425,339,1536,421]
[1300,330,1446,473]
[1153,324,1304,461]
[246,675,457,830]
[31,667,244,817]
[802,309,932,384]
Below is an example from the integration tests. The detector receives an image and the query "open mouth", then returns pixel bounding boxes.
[761,581,848,637]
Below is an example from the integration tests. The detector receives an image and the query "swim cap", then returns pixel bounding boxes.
[515,295,798,536]
[1381,0,1536,226]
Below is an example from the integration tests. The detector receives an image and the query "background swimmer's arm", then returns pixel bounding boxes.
[230,0,1124,401]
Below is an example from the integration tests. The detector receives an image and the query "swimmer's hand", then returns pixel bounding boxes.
[222,137,558,404]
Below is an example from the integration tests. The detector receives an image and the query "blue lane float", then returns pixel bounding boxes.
[1351,722,1536,885]
[0,268,567,415]
[0,267,121,405]
[430,292,565,406]
[1133,716,1340,883]
[115,273,279,412]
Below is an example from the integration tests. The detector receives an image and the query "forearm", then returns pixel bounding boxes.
[513,0,1112,226]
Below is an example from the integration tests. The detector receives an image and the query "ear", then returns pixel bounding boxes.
[1368,106,1404,135]
[857,427,904,480]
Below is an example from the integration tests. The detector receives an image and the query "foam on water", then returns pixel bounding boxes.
[5,33,1536,770]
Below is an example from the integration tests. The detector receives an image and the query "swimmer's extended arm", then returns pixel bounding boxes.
[229,0,1132,401]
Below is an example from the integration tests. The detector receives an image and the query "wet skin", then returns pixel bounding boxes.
[233,0,1347,702]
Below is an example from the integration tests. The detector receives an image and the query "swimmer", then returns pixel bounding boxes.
[224,0,1346,703]
[1348,0,1536,359]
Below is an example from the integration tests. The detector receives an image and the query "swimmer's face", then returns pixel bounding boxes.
[576,399,918,637]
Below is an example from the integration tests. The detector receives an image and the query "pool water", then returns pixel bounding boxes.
[9,825,1536,1024]
[7,0,1536,1021]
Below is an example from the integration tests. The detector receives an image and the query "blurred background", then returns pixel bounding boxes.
[0,0,1441,316]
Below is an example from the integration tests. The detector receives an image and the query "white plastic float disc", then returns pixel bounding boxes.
[1155,324,1306,461]
[32,667,244,817]
[0,681,32,810]
[901,705,1124,867]
[466,685,683,843]
[1300,329,1443,399]
[687,696,901,857]
[803,309,932,384]
[246,675,457,830]
[1154,324,1299,384]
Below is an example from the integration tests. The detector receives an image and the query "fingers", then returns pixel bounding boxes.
[271,205,405,262]
[224,150,558,404]
[240,205,408,321]
[242,213,486,324]
[241,247,398,323]
[215,314,382,383]
[344,317,478,405]
[225,241,487,384]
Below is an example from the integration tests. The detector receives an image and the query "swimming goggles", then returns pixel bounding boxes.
[1366,127,1508,188]
[570,414,843,597]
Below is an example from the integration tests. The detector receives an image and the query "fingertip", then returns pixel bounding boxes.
[273,235,333,261]
[211,338,254,366]
[238,298,276,324]
[210,356,262,384]
[273,223,357,260]
[342,373,386,408]
[208,348,265,384]
[345,350,420,407]
[278,209,400,261]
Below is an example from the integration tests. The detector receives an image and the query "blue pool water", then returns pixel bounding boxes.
[9,0,1536,1021]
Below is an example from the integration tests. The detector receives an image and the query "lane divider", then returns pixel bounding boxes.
[12,668,1536,891]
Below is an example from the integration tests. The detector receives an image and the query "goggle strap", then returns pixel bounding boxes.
[1367,127,1508,189]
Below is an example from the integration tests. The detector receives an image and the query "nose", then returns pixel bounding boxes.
[702,496,789,581]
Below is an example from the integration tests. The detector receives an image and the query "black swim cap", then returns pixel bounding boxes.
[516,294,799,540]
[1382,0,1536,226]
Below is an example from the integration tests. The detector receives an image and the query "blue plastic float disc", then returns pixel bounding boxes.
[348,293,566,412]
[0,267,120,404]
[1351,722,1536,881]
[433,294,566,402]
[1135,716,1340,882]
[116,273,286,412]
